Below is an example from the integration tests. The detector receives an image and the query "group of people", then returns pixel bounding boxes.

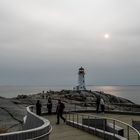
[96,95,105,113]
[36,98,65,124]
[36,95,105,125]
[35,97,53,116]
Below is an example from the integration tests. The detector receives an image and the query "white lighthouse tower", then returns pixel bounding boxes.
[78,67,86,90]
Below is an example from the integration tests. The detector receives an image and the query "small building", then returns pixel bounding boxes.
[73,67,86,91]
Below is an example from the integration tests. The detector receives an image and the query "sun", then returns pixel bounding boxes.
[104,34,109,39]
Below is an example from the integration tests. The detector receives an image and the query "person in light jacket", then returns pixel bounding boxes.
[100,98,105,113]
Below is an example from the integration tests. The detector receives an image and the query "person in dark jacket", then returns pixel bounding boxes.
[36,100,42,115]
[56,99,66,124]
[47,97,52,114]
[96,95,101,113]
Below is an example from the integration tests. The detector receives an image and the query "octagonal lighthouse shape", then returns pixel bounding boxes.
[78,67,86,90]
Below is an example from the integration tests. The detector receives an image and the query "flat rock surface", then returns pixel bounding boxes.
[0,98,27,132]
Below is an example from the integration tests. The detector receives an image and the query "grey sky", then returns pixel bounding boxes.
[0,0,140,86]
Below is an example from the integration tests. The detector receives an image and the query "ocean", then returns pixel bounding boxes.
[0,85,140,105]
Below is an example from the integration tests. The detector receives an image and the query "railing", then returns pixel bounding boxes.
[41,98,140,114]
[66,112,140,140]
[109,103,140,113]
[62,102,140,114]
[0,106,52,140]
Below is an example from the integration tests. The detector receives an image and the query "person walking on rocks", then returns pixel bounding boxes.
[56,99,66,124]
[36,100,42,115]
[100,98,105,113]
[47,97,52,114]
[96,95,101,113]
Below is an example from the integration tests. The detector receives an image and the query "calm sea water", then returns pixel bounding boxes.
[0,85,140,104]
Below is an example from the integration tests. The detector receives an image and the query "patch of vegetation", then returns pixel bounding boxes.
[0,128,7,134]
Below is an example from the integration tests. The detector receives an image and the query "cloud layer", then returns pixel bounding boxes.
[0,0,140,85]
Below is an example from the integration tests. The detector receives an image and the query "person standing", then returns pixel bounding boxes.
[56,99,66,124]
[36,100,42,115]
[100,98,105,113]
[96,95,101,113]
[47,97,52,114]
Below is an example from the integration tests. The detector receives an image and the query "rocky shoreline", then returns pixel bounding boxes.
[0,90,139,133]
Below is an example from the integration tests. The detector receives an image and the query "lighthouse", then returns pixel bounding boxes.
[73,67,86,91]
[78,67,86,90]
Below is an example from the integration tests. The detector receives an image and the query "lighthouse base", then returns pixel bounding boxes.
[73,86,86,91]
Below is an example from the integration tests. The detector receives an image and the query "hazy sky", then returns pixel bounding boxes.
[0,0,140,86]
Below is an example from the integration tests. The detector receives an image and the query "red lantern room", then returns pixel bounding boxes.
[78,67,85,74]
